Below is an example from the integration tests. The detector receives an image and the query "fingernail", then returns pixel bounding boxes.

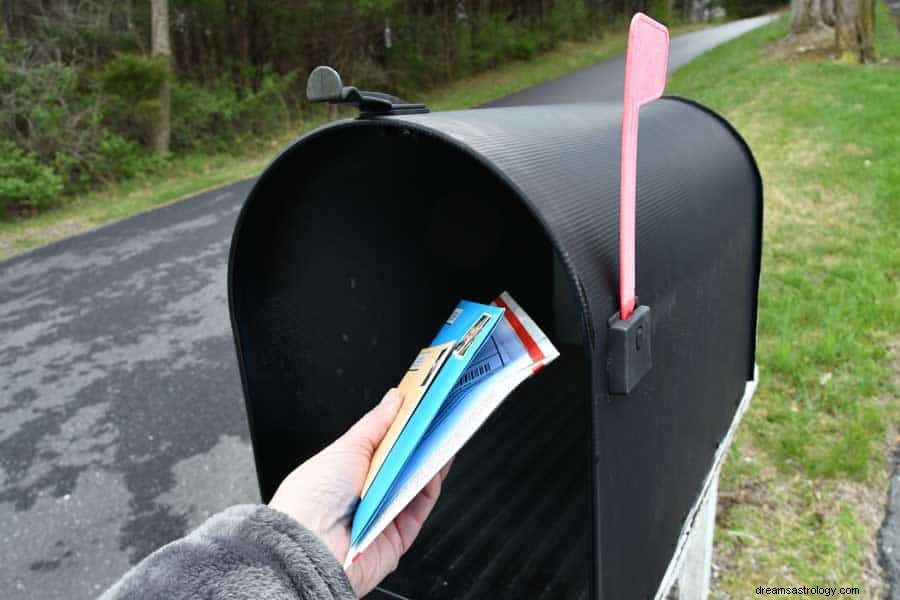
[380,388,400,406]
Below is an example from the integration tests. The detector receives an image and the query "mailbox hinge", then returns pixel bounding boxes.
[306,65,429,118]
[607,304,652,395]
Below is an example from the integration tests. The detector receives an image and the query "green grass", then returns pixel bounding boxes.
[876,5,900,58]
[667,8,899,596]
[0,151,272,256]
[421,35,625,110]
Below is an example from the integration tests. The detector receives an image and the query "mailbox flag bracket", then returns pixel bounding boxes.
[608,305,652,395]
[608,13,668,395]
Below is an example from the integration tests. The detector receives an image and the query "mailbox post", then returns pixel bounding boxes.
[228,33,761,597]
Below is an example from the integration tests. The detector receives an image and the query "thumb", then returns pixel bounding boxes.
[335,389,402,458]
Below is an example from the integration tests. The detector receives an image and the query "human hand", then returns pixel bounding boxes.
[268,389,452,597]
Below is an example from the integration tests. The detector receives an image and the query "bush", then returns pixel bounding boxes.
[240,73,295,133]
[99,53,169,145]
[718,0,785,19]
[470,18,517,70]
[0,141,64,211]
[549,0,592,40]
[0,41,111,195]
[648,0,675,25]
[94,133,163,181]
[508,30,543,60]
[171,72,295,153]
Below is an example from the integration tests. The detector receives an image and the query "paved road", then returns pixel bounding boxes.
[1,15,778,599]
[485,15,774,106]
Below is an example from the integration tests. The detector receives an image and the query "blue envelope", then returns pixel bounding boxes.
[350,300,504,546]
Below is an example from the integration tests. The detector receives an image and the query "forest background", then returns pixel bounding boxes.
[0,0,781,215]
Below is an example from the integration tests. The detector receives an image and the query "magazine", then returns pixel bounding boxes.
[346,291,560,565]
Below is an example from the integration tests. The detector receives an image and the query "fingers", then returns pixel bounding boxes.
[439,457,454,481]
[335,388,402,457]
[346,457,456,596]
[404,457,453,530]
[346,535,400,598]
[345,470,445,596]
[391,460,453,554]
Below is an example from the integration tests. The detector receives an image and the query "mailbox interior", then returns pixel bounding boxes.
[230,122,595,599]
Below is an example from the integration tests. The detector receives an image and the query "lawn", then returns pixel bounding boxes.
[666,8,899,597]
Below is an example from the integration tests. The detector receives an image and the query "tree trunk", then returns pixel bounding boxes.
[790,0,835,32]
[0,0,16,40]
[151,0,171,153]
[834,0,875,62]
[678,0,691,22]
[821,0,836,25]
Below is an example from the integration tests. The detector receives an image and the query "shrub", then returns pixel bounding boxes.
[0,141,64,211]
[0,40,111,196]
[239,72,294,133]
[99,53,168,103]
[171,72,295,153]
[99,53,169,145]
[94,133,163,181]
[648,0,675,25]
[508,30,543,60]
[718,0,785,19]
[470,17,517,70]
[549,0,592,40]
[0,41,95,159]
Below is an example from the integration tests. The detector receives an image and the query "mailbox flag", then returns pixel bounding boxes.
[620,13,669,320]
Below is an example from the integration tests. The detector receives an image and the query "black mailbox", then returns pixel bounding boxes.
[228,96,762,598]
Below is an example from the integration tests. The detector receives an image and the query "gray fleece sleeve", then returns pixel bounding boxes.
[100,504,356,600]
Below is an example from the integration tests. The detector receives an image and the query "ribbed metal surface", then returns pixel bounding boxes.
[387,100,759,354]
[372,346,592,599]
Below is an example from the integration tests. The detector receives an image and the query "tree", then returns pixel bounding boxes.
[789,0,874,63]
[150,0,171,153]
[834,0,875,62]
[790,0,835,31]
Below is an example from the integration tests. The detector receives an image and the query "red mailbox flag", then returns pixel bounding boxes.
[619,13,669,321]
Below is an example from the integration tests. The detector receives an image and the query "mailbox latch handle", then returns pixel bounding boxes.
[306,66,429,118]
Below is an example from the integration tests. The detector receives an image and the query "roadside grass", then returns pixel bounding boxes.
[0,150,274,257]
[667,10,899,597]
[421,35,624,110]
[876,5,900,58]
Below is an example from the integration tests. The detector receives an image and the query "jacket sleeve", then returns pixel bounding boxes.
[99,504,357,600]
